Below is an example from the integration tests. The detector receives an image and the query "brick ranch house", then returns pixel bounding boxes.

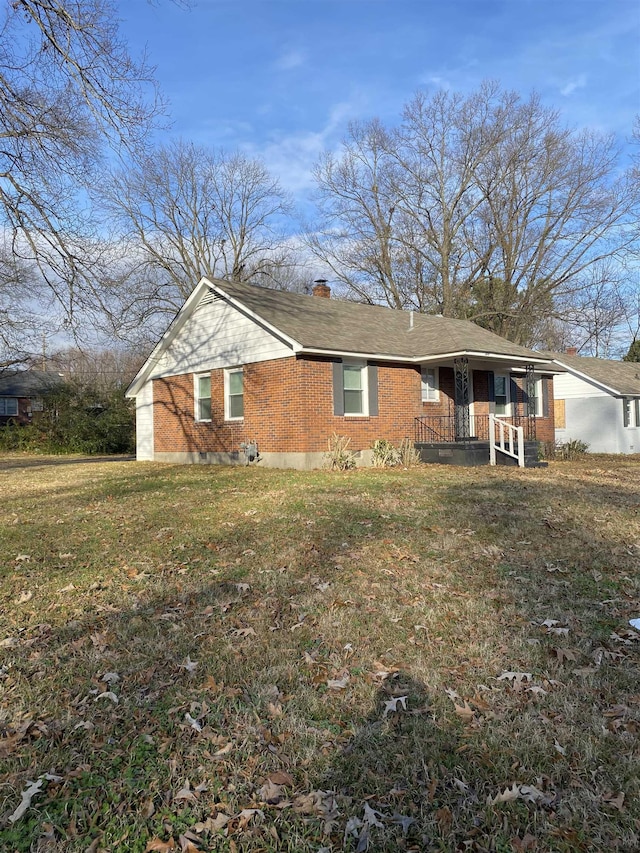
[126,277,560,469]
[0,368,61,425]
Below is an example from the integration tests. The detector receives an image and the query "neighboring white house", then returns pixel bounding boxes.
[548,351,640,454]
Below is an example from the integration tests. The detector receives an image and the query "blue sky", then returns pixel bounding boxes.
[120,0,639,198]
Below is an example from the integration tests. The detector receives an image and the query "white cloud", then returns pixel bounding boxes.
[422,73,454,91]
[560,74,587,97]
[243,100,362,195]
[275,49,305,71]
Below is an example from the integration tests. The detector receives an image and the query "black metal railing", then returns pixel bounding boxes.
[415,414,536,444]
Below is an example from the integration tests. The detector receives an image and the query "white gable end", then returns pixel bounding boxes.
[150,293,293,379]
[553,371,610,400]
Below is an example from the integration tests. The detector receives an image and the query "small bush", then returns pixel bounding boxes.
[324,433,356,470]
[554,438,590,460]
[0,383,135,455]
[371,438,401,467]
[398,437,421,467]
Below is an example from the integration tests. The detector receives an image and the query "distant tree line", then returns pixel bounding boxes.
[0,348,139,455]
[0,2,639,377]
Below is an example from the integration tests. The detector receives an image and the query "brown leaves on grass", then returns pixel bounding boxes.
[0,719,48,758]
[3,458,640,853]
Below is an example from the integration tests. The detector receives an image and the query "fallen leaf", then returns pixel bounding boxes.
[174,781,198,803]
[184,713,202,732]
[232,627,256,638]
[146,839,176,852]
[435,805,453,831]
[488,782,521,805]
[454,701,475,723]
[602,791,625,811]
[362,802,385,828]
[327,674,350,690]
[552,647,577,664]
[511,833,537,851]
[94,691,118,704]
[8,774,62,823]
[268,771,294,786]
[178,834,200,853]
[382,695,407,717]
[0,720,33,757]
[236,808,264,829]
[15,590,33,604]
[259,779,286,804]
[390,812,416,835]
[193,813,230,833]
[497,671,532,684]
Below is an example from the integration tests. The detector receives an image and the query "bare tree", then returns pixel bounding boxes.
[102,140,294,325]
[0,0,165,353]
[553,262,629,356]
[306,119,407,307]
[308,83,639,345]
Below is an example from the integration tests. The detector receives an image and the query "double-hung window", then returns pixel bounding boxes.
[343,364,365,415]
[195,374,211,421]
[225,368,244,420]
[333,361,377,417]
[421,367,439,402]
[494,374,509,415]
[0,397,18,416]
[623,397,640,428]
[527,377,543,417]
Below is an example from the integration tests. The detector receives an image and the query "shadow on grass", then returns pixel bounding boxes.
[0,463,639,852]
[0,454,136,471]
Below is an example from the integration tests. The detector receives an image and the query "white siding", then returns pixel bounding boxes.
[151,297,292,379]
[135,381,154,460]
[553,372,609,399]
[554,372,640,453]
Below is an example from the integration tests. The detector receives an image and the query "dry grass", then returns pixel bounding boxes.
[0,454,639,852]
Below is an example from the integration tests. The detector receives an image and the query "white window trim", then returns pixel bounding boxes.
[624,397,640,428]
[224,367,244,421]
[421,366,439,403]
[194,373,211,422]
[529,377,543,417]
[342,361,369,417]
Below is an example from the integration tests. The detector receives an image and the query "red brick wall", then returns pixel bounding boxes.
[152,358,556,455]
[153,356,424,455]
[0,397,35,426]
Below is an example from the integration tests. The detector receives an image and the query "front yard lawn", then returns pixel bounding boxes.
[0,456,638,851]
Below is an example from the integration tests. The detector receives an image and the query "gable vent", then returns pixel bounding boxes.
[199,291,224,307]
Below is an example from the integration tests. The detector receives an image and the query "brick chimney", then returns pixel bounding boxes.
[312,279,331,298]
[566,346,578,356]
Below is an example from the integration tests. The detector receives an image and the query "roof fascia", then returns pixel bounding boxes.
[416,351,553,366]
[126,277,213,397]
[299,347,555,366]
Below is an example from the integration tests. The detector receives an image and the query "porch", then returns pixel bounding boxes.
[414,414,545,468]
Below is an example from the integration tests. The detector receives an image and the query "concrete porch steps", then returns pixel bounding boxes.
[415,440,545,468]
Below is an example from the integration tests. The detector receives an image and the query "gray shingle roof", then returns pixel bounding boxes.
[0,369,62,397]
[214,279,545,361]
[546,352,640,396]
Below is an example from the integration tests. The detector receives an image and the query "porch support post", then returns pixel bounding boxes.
[525,363,537,440]
[454,357,470,440]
